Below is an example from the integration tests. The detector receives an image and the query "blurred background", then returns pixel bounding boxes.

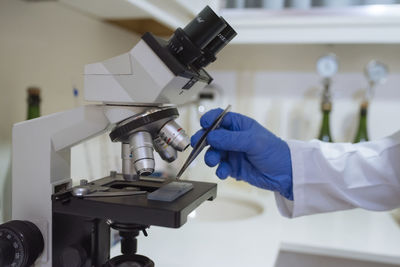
[1,0,400,266]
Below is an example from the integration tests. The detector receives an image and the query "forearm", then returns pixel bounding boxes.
[276,131,400,218]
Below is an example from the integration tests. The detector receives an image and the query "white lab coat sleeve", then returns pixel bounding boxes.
[275,130,400,218]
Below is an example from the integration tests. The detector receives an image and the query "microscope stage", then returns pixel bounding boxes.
[52,175,217,228]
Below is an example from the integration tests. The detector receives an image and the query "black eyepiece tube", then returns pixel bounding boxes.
[183,6,227,49]
[167,6,236,67]
[204,18,237,55]
[193,18,237,68]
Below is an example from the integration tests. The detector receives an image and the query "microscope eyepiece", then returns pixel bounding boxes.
[167,5,226,66]
[183,6,226,49]
[193,18,237,68]
[202,18,237,55]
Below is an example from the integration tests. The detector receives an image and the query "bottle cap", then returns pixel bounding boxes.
[321,102,332,111]
[27,87,40,96]
[360,100,369,109]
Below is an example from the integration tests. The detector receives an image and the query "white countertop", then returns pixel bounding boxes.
[111,181,400,267]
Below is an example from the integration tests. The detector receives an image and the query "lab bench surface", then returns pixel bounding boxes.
[110,183,400,267]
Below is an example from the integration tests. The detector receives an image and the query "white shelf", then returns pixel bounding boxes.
[59,0,195,29]
[59,1,400,44]
[222,5,400,44]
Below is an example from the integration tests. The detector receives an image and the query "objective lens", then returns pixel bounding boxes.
[183,6,227,49]
[153,136,178,163]
[159,121,190,152]
[121,143,138,181]
[129,132,155,176]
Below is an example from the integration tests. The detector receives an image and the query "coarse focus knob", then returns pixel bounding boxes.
[0,220,44,267]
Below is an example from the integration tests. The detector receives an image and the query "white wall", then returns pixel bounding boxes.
[206,44,400,142]
[0,0,141,220]
[0,0,140,141]
[210,44,400,72]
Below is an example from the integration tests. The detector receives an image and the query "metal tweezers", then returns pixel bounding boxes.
[176,105,231,179]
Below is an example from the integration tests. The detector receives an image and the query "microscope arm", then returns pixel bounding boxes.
[12,104,137,266]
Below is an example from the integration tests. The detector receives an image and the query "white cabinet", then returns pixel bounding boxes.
[59,0,400,44]
[222,5,400,44]
[59,0,198,29]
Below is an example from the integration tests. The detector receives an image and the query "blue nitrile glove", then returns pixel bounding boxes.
[191,108,293,200]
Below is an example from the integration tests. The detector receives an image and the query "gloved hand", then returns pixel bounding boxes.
[191,108,293,200]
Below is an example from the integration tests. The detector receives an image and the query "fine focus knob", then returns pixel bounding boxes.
[0,220,44,267]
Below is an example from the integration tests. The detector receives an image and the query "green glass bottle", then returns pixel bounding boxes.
[27,87,41,120]
[318,101,334,142]
[354,101,369,143]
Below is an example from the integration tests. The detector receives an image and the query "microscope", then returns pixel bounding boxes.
[0,6,236,267]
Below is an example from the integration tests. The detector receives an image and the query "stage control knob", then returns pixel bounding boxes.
[0,220,44,267]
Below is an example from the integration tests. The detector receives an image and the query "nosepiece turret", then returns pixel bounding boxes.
[110,106,190,180]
